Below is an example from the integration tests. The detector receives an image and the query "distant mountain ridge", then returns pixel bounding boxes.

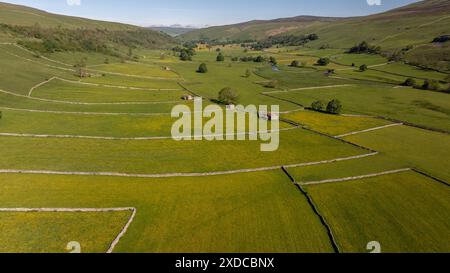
[181,0,450,48]
[149,26,197,37]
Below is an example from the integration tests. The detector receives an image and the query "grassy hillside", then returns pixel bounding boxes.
[0,2,176,57]
[0,2,137,30]
[181,16,340,42]
[182,0,450,47]
[181,0,450,71]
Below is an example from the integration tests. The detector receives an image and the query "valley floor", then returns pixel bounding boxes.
[0,42,449,253]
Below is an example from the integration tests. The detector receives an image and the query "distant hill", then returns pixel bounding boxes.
[181,0,450,49]
[181,0,450,71]
[150,26,197,37]
[0,2,176,55]
[0,2,138,30]
[181,16,340,42]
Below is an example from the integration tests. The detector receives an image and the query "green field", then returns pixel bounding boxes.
[0,211,132,253]
[0,0,449,253]
[271,84,450,132]
[344,125,450,181]
[0,171,333,253]
[306,171,450,253]
[0,128,365,174]
[283,110,391,136]
[31,78,185,103]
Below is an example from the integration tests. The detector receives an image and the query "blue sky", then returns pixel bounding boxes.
[3,0,419,27]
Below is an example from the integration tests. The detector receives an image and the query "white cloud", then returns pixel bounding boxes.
[66,0,81,6]
[367,0,382,6]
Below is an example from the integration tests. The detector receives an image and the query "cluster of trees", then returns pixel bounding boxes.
[2,23,172,58]
[172,46,195,61]
[311,99,343,115]
[251,34,319,50]
[316,57,330,66]
[402,77,448,92]
[348,41,381,54]
[231,55,266,63]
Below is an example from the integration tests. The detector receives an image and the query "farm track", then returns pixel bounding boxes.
[0,207,136,253]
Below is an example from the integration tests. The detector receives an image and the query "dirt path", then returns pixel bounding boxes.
[0,207,136,253]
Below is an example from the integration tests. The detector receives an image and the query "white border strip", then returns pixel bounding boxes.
[0,207,137,253]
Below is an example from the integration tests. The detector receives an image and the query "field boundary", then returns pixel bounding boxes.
[57,77,182,91]
[0,88,180,105]
[28,77,57,97]
[281,167,340,253]
[335,123,403,138]
[262,84,353,95]
[0,152,378,178]
[0,207,137,253]
[0,126,300,141]
[299,168,412,186]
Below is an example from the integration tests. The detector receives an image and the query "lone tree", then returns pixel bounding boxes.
[290,60,300,67]
[216,52,225,62]
[317,57,330,66]
[359,64,368,72]
[403,78,416,87]
[244,69,252,78]
[311,101,325,111]
[75,58,87,78]
[218,87,239,105]
[197,63,208,73]
[327,99,343,115]
[269,56,277,65]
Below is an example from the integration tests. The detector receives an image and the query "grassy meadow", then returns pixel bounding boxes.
[0,30,449,253]
[306,171,450,253]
